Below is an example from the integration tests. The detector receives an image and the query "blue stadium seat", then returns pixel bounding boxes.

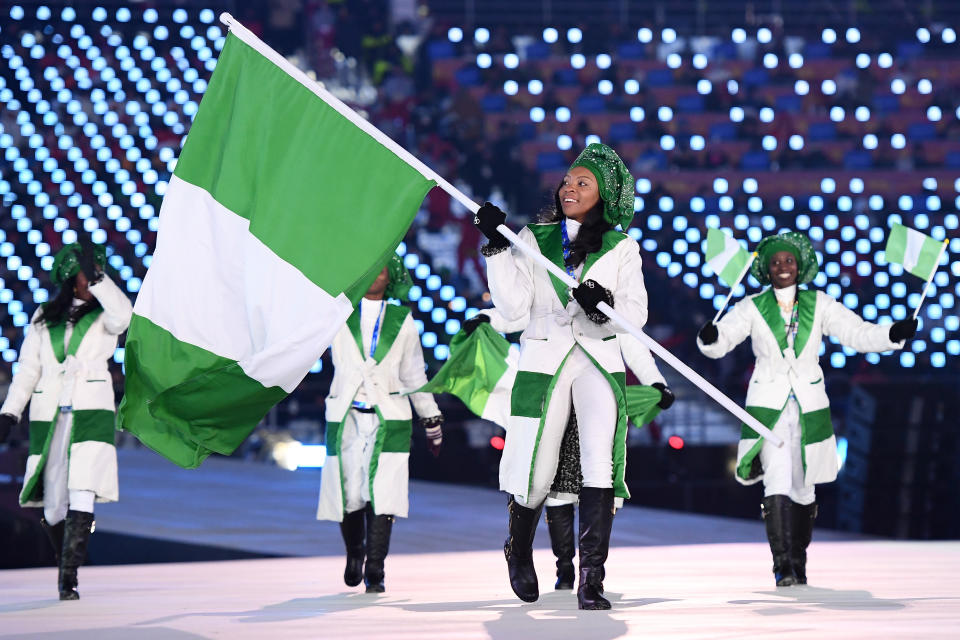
[807,121,837,141]
[896,42,924,60]
[480,94,506,113]
[608,122,637,142]
[775,94,803,113]
[576,94,606,114]
[945,151,960,168]
[516,122,536,141]
[740,150,770,170]
[844,150,873,170]
[908,122,936,142]
[676,94,704,113]
[646,69,674,87]
[803,42,831,60]
[454,66,481,87]
[537,152,568,171]
[742,68,770,88]
[617,42,646,59]
[873,93,900,114]
[554,68,578,86]
[525,42,551,60]
[709,122,737,141]
[428,40,455,60]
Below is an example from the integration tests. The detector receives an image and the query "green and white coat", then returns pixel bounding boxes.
[698,287,904,486]
[485,222,648,503]
[1,276,133,506]
[317,303,440,521]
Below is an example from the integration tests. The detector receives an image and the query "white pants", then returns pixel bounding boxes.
[760,398,816,505]
[517,347,617,508]
[43,411,96,525]
[340,409,380,514]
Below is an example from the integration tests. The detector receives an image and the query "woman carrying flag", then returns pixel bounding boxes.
[696,231,917,586]
[316,255,444,594]
[0,242,132,600]
[473,143,648,610]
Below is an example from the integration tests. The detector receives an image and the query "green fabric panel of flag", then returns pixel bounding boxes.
[416,323,511,416]
[118,315,287,469]
[171,33,436,298]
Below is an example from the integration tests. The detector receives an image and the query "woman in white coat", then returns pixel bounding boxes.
[316,254,443,593]
[697,231,916,586]
[473,143,648,609]
[0,242,132,600]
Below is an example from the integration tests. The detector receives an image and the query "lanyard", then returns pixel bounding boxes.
[785,298,799,347]
[560,218,577,280]
[361,300,386,359]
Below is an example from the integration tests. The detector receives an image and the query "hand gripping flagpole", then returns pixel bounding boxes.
[712,252,757,324]
[216,14,782,447]
[912,239,949,321]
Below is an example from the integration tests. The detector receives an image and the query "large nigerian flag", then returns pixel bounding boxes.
[884,223,946,280]
[704,228,751,287]
[419,325,663,429]
[118,25,435,468]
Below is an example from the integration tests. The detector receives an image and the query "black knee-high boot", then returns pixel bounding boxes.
[577,487,615,610]
[545,504,575,590]
[363,505,393,593]
[761,495,797,587]
[340,508,366,587]
[59,510,94,600]
[40,517,65,565]
[503,496,543,603]
[791,501,817,585]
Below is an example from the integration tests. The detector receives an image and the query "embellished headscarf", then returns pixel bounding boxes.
[384,253,413,302]
[568,142,636,230]
[751,231,819,286]
[50,243,106,286]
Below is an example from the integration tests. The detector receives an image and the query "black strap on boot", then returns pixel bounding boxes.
[40,517,65,565]
[503,496,542,602]
[791,501,817,585]
[363,504,394,593]
[577,487,615,610]
[545,504,576,590]
[761,495,798,587]
[340,508,366,587]
[59,510,95,601]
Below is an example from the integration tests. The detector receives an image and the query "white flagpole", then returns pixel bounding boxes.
[496,226,783,448]
[712,252,757,324]
[217,14,782,447]
[912,239,949,321]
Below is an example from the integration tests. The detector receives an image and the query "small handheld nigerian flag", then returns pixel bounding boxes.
[118,18,436,468]
[705,228,752,287]
[415,323,517,428]
[884,223,946,280]
[884,223,950,319]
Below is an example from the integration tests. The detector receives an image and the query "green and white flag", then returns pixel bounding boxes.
[118,25,435,468]
[705,228,751,288]
[884,223,945,280]
[418,325,664,430]
[415,323,518,428]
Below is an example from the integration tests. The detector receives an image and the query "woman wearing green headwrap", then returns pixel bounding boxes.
[697,231,916,587]
[317,254,444,593]
[0,242,132,600]
[474,143,648,609]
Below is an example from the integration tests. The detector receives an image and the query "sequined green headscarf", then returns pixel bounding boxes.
[569,142,636,229]
[751,231,819,286]
[50,243,106,286]
[384,253,413,302]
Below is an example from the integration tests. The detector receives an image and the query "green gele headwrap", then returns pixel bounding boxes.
[384,253,413,302]
[50,243,106,286]
[568,142,636,230]
[751,231,819,286]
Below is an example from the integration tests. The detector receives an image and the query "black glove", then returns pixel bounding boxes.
[698,321,719,345]
[651,382,675,410]
[78,243,103,284]
[463,314,491,336]
[889,318,918,343]
[0,413,17,443]
[572,279,613,324]
[474,202,509,248]
[420,415,444,458]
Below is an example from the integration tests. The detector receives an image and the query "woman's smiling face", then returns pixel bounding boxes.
[558,167,601,223]
[768,250,798,289]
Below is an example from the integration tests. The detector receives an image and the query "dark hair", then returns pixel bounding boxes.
[35,275,101,326]
[539,180,612,268]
